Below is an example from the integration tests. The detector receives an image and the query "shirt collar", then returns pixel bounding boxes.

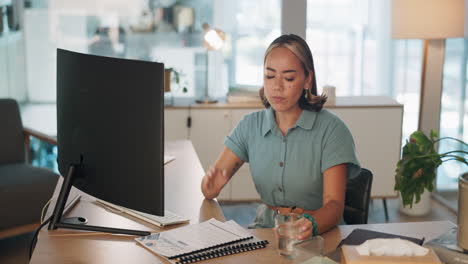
[295,109,317,130]
[261,108,317,137]
[261,107,276,137]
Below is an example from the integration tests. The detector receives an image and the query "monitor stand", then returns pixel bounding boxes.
[48,164,150,236]
[62,216,88,225]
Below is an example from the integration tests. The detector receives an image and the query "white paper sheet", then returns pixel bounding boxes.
[135,218,252,258]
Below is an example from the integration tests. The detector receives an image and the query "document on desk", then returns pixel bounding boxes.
[135,218,252,258]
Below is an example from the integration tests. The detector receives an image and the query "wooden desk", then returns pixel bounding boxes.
[31,140,225,263]
[30,140,455,264]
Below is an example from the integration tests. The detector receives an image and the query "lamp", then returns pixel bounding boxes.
[196,23,225,104]
[391,0,466,135]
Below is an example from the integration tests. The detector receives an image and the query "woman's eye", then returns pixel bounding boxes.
[285,78,294,82]
[265,75,275,79]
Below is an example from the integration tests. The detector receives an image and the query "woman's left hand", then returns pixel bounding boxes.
[295,217,313,241]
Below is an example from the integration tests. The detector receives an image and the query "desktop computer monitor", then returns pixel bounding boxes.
[50,49,164,235]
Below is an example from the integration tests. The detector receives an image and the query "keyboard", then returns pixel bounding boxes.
[95,199,190,227]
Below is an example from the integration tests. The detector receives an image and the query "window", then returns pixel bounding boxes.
[306,0,423,143]
[393,39,423,145]
[216,0,281,91]
[437,38,468,191]
[0,0,27,101]
[306,0,367,95]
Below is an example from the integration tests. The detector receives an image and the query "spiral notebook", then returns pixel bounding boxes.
[135,218,268,264]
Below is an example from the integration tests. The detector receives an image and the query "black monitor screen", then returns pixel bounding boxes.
[57,49,164,216]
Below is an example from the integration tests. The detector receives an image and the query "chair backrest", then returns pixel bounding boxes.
[343,168,373,225]
[0,98,25,164]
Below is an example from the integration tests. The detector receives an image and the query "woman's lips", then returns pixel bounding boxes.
[271,96,285,103]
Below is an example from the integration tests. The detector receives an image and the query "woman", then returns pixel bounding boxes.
[201,34,360,240]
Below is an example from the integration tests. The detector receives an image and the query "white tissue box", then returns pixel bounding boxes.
[341,245,442,264]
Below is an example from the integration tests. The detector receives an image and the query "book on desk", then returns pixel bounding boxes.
[135,218,268,264]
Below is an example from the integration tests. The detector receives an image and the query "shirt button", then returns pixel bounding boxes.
[283,138,286,143]
[279,162,284,167]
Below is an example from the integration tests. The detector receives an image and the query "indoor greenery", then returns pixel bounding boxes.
[166,68,188,93]
[395,130,468,208]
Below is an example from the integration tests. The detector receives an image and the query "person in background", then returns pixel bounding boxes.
[201,34,360,240]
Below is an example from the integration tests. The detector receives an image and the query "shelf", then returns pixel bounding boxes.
[126,30,204,48]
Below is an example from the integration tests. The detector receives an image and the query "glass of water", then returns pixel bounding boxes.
[274,212,302,257]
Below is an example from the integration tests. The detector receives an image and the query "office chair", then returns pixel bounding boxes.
[0,98,59,238]
[343,168,373,225]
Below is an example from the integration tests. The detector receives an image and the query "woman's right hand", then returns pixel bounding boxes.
[201,167,230,199]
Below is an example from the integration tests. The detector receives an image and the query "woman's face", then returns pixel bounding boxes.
[263,47,311,113]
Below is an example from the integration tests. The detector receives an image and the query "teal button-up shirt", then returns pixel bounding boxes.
[224,107,360,228]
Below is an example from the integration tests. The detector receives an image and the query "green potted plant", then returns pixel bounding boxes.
[165,68,188,94]
[395,130,468,214]
[164,68,188,105]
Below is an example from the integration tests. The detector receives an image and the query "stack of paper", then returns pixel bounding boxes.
[136,219,268,263]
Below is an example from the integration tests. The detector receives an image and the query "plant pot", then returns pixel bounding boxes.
[399,190,432,216]
[458,172,468,250]
[164,69,171,92]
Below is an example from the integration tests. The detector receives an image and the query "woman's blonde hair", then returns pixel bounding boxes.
[259,34,327,112]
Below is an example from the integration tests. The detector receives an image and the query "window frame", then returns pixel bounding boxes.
[225,0,306,93]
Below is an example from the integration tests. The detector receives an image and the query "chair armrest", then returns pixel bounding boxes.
[23,127,57,146]
[0,223,40,239]
[23,127,57,163]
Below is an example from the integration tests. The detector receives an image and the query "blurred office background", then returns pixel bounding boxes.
[0,0,466,209]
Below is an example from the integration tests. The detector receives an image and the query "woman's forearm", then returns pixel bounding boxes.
[201,176,220,199]
[201,147,245,200]
[302,200,344,235]
[268,200,343,234]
